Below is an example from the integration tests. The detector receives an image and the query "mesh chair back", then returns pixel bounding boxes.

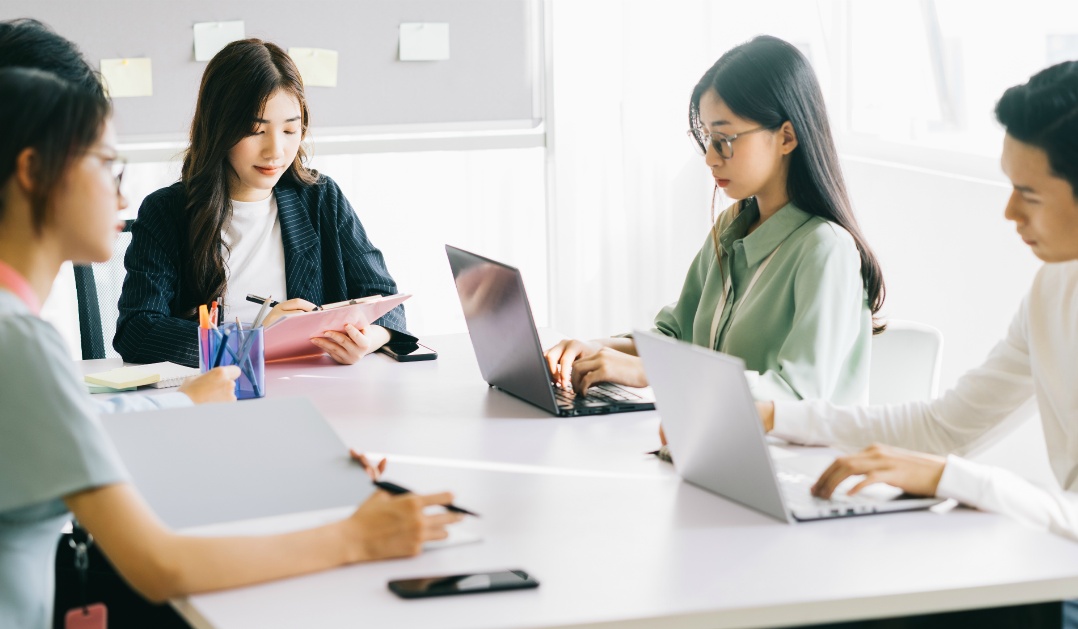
[74,219,134,360]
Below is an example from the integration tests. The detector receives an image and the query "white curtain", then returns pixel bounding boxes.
[546,1,716,340]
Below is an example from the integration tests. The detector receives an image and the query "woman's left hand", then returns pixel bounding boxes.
[310,323,388,365]
[569,347,648,395]
[811,444,947,499]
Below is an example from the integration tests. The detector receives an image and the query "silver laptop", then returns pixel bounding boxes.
[446,245,655,417]
[633,330,944,522]
[101,397,375,529]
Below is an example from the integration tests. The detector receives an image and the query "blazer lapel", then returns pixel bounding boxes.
[275,184,324,304]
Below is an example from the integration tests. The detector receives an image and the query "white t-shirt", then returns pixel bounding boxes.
[772,260,1078,542]
[222,194,289,324]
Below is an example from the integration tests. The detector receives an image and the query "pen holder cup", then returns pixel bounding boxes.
[198,323,266,400]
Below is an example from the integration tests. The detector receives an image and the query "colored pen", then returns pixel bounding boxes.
[372,480,480,518]
[210,326,231,369]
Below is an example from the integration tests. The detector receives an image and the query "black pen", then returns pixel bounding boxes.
[373,480,480,517]
[247,293,323,311]
[246,293,279,308]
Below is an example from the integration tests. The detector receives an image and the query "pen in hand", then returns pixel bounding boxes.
[349,449,478,517]
[373,480,480,518]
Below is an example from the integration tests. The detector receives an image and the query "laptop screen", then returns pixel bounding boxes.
[445,245,559,412]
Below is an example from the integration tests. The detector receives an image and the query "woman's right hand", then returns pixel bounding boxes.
[260,298,318,328]
[544,338,602,388]
[178,366,240,404]
[345,490,463,562]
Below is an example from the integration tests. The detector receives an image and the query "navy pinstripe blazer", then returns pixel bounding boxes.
[114,175,411,367]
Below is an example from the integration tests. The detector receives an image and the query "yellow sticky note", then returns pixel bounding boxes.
[84,367,160,389]
[288,48,338,88]
[100,58,153,98]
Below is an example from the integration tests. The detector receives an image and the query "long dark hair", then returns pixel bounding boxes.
[996,60,1078,194]
[0,67,110,232]
[179,38,318,317]
[690,36,886,334]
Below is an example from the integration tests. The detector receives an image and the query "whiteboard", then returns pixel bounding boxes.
[3,0,540,140]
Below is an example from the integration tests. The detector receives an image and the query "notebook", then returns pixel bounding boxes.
[84,362,200,391]
[263,293,410,362]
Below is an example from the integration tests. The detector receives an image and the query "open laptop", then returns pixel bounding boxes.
[633,330,944,522]
[446,245,655,416]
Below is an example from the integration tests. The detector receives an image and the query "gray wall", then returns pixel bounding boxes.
[5,0,539,139]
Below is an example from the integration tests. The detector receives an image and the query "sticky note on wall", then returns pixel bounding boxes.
[193,20,246,61]
[399,23,450,61]
[288,48,339,87]
[100,58,153,98]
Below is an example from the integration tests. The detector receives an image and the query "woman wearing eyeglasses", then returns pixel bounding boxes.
[114,38,414,367]
[0,66,460,629]
[546,35,884,408]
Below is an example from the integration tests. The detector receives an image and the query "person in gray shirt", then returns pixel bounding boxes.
[0,67,462,629]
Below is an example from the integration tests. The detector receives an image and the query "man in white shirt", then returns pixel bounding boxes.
[749,58,1078,628]
[754,61,1078,624]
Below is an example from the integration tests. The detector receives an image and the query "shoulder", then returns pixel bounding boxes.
[0,300,81,400]
[280,171,343,208]
[1033,260,1078,286]
[785,215,861,277]
[1028,260,1078,309]
[792,215,858,256]
[135,182,187,229]
[140,181,187,212]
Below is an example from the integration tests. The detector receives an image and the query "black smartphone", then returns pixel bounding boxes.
[378,341,438,362]
[388,569,539,599]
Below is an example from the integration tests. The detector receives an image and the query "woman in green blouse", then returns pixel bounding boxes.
[545,35,885,405]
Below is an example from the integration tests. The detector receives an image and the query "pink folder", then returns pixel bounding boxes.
[263,294,411,362]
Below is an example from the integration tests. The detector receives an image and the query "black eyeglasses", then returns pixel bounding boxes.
[687,126,770,159]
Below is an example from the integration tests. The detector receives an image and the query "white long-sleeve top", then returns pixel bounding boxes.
[772,260,1078,541]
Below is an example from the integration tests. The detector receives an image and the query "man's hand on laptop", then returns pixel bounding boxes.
[756,401,775,432]
[810,444,946,500]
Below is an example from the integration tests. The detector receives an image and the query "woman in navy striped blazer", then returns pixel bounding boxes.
[115,39,413,367]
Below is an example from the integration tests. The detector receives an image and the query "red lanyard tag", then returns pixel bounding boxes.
[65,602,107,629]
[65,522,107,628]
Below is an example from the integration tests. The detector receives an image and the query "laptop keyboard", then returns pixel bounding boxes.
[554,381,644,406]
[777,470,879,509]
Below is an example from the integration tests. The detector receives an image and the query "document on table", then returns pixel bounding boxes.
[180,505,482,550]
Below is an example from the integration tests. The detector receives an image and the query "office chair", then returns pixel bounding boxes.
[73,219,134,360]
[869,319,944,405]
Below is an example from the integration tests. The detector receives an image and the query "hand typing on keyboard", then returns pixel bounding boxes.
[544,337,647,395]
[810,444,947,500]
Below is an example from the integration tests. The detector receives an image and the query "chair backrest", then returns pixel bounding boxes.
[869,319,944,405]
[74,219,134,360]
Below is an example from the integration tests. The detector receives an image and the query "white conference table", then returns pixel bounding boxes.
[85,331,1078,629]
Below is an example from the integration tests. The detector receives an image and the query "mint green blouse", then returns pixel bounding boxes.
[654,199,871,404]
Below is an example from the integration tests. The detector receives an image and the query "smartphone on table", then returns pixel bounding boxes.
[388,569,539,599]
[378,341,438,362]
